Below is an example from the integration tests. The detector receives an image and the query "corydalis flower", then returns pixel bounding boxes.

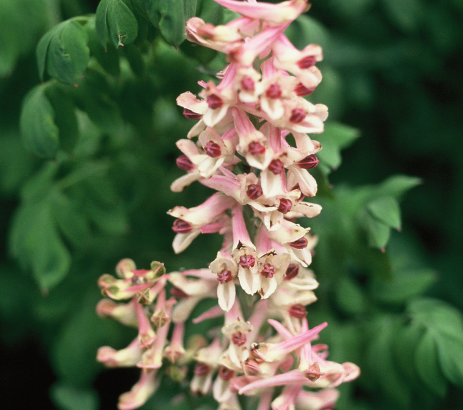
[97,2,360,410]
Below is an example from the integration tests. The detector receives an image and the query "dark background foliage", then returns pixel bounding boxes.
[0,0,462,409]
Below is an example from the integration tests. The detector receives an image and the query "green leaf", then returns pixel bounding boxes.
[285,14,330,50]
[51,383,99,410]
[363,316,412,407]
[375,175,422,200]
[366,196,401,230]
[10,199,71,291]
[38,20,90,84]
[370,268,437,305]
[96,0,138,47]
[363,211,391,250]
[52,290,127,386]
[50,191,92,246]
[157,0,187,47]
[415,330,448,397]
[45,84,79,154]
[381,0,420,33]
[408,298,463,338]
[20,85,59,159]
[74,69,122,134]
[85,16,120,77]
[316,122,360,173]
[392,320,424,385]
[435,331,463,388]
[334,275,366,315]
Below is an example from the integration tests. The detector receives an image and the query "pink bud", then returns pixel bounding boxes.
[278,198,293,214]
[176,155,195,171]
[241,77,255,91]
[289,304,307,318]
[260,263,275,278]
[231,331,247,346]
[217,269,233,284]
[289,237,308,249]
[218,366,235,381]
[239,254,256,269]
[204,140,222,157]
[297,154,319,169]
[207,94,223,109]
[194,362,211,376]
[248,141,266,155]
[246,184,263,200]
[266,83,282,99]
[297,55,317,69]
[183,108,203,120]
[284,263,299,280]
[268,159,285,175]
[290,108,307,123]
[295,83,316,96]
[172,219,193,233]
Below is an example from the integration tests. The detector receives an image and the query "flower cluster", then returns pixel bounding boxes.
[96,1,359,409]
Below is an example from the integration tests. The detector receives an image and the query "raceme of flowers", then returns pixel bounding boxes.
[96,1,360,409]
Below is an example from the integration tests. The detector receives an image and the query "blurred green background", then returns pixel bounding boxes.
[0,0,462,409]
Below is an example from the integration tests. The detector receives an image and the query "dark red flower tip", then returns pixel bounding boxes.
[268,159,285,175]
[295,83,316,96]
[204,140,222,157]
[297,154,319,169]
[172,219,193,233]
[289,237,308,249]
[284,263,300,281]
[260,263,275,278]
[288,303,307,318]
[278,198,292,214]
[207,94,223,109]
[297,55,317,69]
[231,331,247,346]
[183,108,203,120]
[248,141,266,155]
[239,254,255,269]
[217,269,233,284]
[290,108,307,123]
[171,286,189,299]
[218,366,235,381]
[241,77,255,92]
[266,83,282,99]
[246,184,263,200]
[176,155,195,172]
[194,362,211,376]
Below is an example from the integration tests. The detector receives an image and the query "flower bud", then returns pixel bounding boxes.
[284,263,299,280]
[246,184,263,200]
[288,304,307,318]
[289,237,308,249]
[204,140,222,157]
[266,84,282,99]
[207,94,223,109]
[297,154,319,170]
[278,198,293,214]
[183,108,203,120]
[172,219,193,233]
[248,141,266,155]
[268,159,285,175]
[290,108,307,123]
[176,155,195,171]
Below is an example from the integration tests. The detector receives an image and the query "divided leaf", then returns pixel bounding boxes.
[366,196,401,230]
[37,20,90,84]
[96,0,139,47]
[20,85,59,159]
